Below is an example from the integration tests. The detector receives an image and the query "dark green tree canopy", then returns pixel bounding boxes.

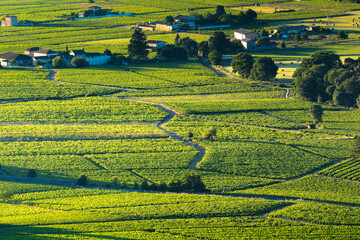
[255,36,270,47]
[128,28,148,58]
[160,46,188,61]
[208,51,222,65]
[309,105,324,124]
[250,57,278,81]
[301,51,342,70]
[178,37,199,58]
[209,31,230,53]
[71,57,89,68]
[231,52,254,78]
[52,56,66,68]
[216,5,226,16]
[198,41,210,57]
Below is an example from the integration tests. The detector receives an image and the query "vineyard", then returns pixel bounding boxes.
[0,0,360,238]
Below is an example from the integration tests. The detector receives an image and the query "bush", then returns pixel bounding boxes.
[27,169,37,178]
[202,126,217,139]
[71,57,89,68]
[208,51,222,65]
[160,46,188,61]
[111,176,119,187]
[76,174,88,186]
[52,56,66,68]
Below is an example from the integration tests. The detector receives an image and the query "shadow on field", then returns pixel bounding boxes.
[0,224,135,240]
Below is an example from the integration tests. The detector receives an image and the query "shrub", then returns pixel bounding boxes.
[208,51,222,65]
[52,56,66,68]
[76,174,88,186]
[202,126,217,139]
[27,169,37,178]
[71,57,89,68]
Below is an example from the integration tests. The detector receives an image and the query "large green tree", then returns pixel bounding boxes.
[128,28,148,58]
[250,57,278,81]
[178,37,199,58]
[309,105,324,125]
[209,31,230,53]
[231,52,254,78]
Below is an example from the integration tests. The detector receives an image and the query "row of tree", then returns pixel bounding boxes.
[294,51,360,107]
[128,28,244,62]
[111,174,207,193]
[190,5,257,26]
[231,52,278,81]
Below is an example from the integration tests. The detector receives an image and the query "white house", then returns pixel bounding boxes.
[85,53,111,66]
[1,16,17,27]
[234,28,259,41]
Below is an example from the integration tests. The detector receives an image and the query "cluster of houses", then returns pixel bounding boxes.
[233,24,320,51]
[139,15,198,32]
[0,48,111,68]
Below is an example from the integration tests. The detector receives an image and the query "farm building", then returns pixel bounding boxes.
[25,47,58,58]
[174,15,198,29]
[155,21,179,31]
[146,40,166,48]
[270,25,308,35]
[70,49,110,66]
[70,50,87,58]
[79,6,110,18]
[138,24,156,31]
[0,52,33,67]
[85,52,111,66]
[234,28,259,41]
[241,38,256,51]
[1,16,18,27]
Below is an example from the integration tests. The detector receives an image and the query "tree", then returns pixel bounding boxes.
[216,5,226,16]
[250,57,278,81]
[111,176,119,187]
[294,34,301,42]
[71,57,89,68]
[295,74,322,101]
[27,169,37,178]
[160,46,188,61]
[165,15,174,23]
[309,105,323,125]
[174,34,180,46]
[231,52,254,78]
[209,31,230,53]
[35,60,42,68]
[128,28,148,58]
[208,51,222,65]
[88,0,95,3]
[337,30,348,39]
[76,174,88,186]
[104,49,112,56]
[202,126,217,139]
[303,51,342,71]
[198,41,210,57]
[52,56,66,68]
[178,37,199,58]
[140,179,149,190]
[255,36,270,47]
[180,174,206,192]
[281,42,286,49]
[245,9,257,21]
